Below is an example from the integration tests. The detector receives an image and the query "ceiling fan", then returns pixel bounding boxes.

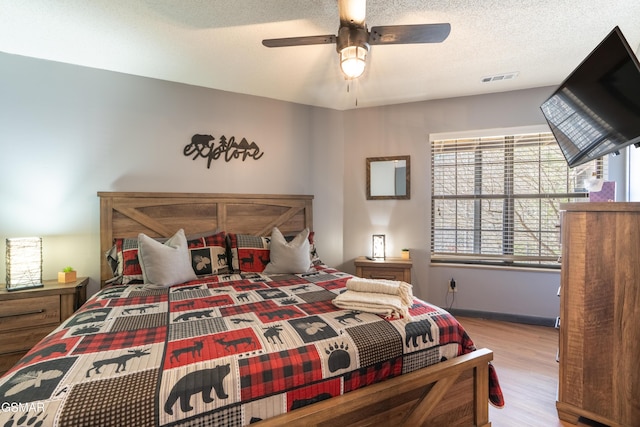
[262,0,451,79]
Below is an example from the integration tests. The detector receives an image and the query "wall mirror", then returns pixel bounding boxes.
[366,155,410,200]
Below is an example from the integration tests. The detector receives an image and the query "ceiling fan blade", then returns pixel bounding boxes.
[262,35,337,48]
[369,23,451,45]
[339,0,367,27]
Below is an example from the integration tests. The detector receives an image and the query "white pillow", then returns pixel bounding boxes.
[137,229,197,287]
[263,227,311,274]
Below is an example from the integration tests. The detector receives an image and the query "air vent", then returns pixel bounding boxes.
[481,72,519,83]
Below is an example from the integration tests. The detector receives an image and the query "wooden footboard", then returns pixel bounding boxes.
[257,348,493,427]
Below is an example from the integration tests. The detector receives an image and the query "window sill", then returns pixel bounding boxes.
[429,261,560,274]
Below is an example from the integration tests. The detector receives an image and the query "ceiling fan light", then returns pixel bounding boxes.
[339,45,367,79]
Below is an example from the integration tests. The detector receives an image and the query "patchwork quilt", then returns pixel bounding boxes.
[0,265,502,426]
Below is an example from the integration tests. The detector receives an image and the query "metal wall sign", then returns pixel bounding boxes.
[185,134,264,169]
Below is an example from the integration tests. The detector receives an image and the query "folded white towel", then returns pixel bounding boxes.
[346,277,414,306]
[332,290,410,319]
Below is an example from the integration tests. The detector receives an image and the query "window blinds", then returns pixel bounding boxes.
[430,132,605,267]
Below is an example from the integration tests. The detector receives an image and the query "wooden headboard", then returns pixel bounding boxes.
[98,192,313,286]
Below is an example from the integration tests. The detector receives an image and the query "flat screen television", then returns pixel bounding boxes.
[540,26,640,168]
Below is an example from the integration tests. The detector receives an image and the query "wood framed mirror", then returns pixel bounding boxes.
[366,155,410,200]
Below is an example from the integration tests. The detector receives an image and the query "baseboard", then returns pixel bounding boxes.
[448,308,557,327]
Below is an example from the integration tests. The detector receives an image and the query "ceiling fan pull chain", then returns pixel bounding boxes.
[345,80,358,106]
[355,79,359,107]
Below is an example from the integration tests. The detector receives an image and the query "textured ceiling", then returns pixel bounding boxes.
[2,0,640,110]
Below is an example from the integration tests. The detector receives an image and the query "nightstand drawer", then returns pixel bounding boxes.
[354,257,412,283]
[359,267,406,281]
[0,324,58,356]
[0,277,89,377]
[0,295,61,332]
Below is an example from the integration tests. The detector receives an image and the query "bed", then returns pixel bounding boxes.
[0,192,503,426]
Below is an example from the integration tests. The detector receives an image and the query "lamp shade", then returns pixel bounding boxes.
[372,234,386,259]
[339,45,367,79]
[6,237,43,291]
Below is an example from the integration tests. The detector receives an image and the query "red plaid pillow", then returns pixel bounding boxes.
[227,231,322,273]
[107,231,228,284]
[227,233,271,272]
[110,237,143,284]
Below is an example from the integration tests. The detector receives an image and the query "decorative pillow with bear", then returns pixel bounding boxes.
[137,229,197,287]
[263,227,311,274]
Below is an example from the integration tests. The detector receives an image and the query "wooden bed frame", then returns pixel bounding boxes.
[98,191,494,427]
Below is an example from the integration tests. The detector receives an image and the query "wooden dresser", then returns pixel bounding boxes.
[354,257,412,282]
[0,277,89,376]
[557,203,640,426]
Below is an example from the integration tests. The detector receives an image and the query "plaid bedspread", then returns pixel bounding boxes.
[0,265,503,426]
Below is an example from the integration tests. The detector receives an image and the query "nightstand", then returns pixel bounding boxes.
[354,257,412,282]
[0,277,89,376]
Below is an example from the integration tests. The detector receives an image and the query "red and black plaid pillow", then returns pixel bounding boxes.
[227,233,271,273]
[106,237,143,284]
[107,231,229,284]
[227,231,322,273]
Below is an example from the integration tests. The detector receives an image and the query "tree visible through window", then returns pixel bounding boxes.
[430,131,605,267]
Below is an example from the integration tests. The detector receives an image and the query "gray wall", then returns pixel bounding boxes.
[0,52,344,295]
[340,89,563,320]
[1,51,575,320]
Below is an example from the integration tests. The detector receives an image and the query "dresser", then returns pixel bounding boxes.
[557,203,640,426]
[354,257,412,282]
[0,277,89,376]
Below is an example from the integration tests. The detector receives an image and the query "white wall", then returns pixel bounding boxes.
[0,52,344,295]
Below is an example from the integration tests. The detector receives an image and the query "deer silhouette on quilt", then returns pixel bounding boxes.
[86,348,150,377]
[170,340,204,364]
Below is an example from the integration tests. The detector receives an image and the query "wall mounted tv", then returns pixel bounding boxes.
[540,26,640,168]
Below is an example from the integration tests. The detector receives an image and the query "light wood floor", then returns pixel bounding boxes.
[457,317,606,427]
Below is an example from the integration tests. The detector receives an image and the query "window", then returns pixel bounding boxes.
[430,129,606,267]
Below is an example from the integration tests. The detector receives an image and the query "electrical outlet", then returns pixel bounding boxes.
[448,278,457,293]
